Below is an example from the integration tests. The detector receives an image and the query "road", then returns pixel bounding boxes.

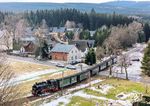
[7,55,89,71]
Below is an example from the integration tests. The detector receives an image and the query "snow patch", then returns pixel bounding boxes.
[89,84,115,94]
[43,94,71,106]
[44,90,132,106]
[116,92,140,100]
[68,79,103,92]
[73,91,132,106]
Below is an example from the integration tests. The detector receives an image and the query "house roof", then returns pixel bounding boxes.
[69,40,95,52]
[20,36,36,42]
[50,27,66,33]
[51,43,75,53]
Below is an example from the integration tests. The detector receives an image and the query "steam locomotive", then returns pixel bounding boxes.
[32,56,117,96]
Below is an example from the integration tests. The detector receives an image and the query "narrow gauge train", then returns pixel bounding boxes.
[32,56,117,96]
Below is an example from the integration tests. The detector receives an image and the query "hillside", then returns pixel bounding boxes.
[0,1,150,15]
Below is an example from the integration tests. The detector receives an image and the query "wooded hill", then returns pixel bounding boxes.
[24,9,134,30]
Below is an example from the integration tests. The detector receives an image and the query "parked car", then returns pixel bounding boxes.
[70,59,82,65]
[70,61,78,65]
[131,57,140,61]
[66,65,76,70]
[56,63,65,68]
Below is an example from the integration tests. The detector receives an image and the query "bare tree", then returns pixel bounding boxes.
[65,20,76,28]
[103,22,142,51]
[35,19,48,40]
[0,53,24,106]
[34,19,49,58]
[103,26,121,56]
[3,14,23,40]
[15,19,28,42]
[40,19,48,30]
[1,30,13,51]
[118,53,131,80]
[96,46,105,61]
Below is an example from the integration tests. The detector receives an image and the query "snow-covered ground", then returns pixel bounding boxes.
[89,84,115,95]
[68,79,103,92]
[99,43,149,82]
[116,92,140,100]
[43,90,132,106]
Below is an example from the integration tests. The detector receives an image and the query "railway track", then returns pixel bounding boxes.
[7,76,104,106]
[4,56,117,105]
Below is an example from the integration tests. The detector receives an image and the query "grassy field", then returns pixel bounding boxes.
[57,78,150,106]
[84,78,150,100]
[8,59,55,74]
[66,96,104,106]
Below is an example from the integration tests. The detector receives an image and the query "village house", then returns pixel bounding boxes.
[69,40,95,52]
[50,43,81,63]
[20,41,36,54]
[69,40,95,58]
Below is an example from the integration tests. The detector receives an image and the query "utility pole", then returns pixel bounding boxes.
[61,70,64,96]
[79,63,83,71]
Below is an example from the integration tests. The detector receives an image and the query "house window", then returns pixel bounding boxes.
[75,56,77,59]
[72,51,73,53]
[71,56,73,60]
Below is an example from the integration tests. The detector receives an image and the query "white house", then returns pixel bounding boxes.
[51,43,81,63]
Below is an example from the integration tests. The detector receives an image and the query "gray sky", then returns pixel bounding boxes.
[0,0,149,3]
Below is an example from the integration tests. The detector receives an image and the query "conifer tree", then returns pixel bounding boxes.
[141,43,150,76]
[85,48,96,65]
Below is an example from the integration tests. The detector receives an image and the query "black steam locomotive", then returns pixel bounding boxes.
[32,56,117,96]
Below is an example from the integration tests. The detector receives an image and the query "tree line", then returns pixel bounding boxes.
[24,8,134,30]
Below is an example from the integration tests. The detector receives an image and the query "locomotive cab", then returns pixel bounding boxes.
[32,81,49,96]
[47,79,59,92]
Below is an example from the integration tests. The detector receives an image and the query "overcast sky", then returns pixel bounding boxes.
[0,0,149,3]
